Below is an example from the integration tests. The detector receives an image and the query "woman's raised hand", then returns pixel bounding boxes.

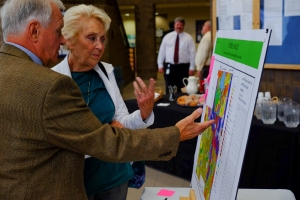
[133,77,156,121]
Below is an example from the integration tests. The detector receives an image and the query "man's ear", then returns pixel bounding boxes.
[28,21,40,43]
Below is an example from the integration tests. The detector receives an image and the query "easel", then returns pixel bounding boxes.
[179,189,196,200]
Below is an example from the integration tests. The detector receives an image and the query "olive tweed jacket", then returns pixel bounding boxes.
[0,43,180,199]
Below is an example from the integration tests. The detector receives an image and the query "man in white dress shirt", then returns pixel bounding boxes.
[157,17,196,94]
[195,20,212,80]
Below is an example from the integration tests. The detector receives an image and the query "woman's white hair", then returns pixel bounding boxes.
[62,4,111,42]
[0,0,65,41]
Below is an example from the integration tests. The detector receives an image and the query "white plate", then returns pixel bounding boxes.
[154,92,161,99]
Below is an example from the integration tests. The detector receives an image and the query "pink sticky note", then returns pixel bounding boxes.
[157,189,175,197]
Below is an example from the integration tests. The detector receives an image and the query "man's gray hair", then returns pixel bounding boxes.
[174,17,185,25]
[0,0,65,41]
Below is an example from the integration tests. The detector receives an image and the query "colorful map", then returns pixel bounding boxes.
[195,70,232,200]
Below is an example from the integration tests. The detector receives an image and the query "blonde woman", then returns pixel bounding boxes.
[52,4,155,200]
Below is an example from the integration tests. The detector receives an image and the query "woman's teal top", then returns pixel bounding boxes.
[71,69,134,196]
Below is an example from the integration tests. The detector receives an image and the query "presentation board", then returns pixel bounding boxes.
[191,29,271,200]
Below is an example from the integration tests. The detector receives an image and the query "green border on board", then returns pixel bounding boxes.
[214,38,263,69]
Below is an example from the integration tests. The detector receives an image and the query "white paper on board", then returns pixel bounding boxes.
[284,0,300,17]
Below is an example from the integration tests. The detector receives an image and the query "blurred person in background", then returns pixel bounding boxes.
[195,20,212,80]
[157,17,196,94]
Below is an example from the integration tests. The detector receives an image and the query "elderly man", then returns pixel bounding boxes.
[157,17,196,94]
[195,20,212,80]
[0,0,214,199]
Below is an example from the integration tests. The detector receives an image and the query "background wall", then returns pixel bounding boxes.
[123,16,136,35]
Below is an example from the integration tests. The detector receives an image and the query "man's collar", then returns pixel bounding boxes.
[5,42,43,65]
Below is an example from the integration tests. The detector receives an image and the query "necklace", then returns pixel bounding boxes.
[87,81,91,106]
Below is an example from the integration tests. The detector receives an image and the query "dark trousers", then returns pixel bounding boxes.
[163,63,189,94]
[87,181,129,200]
[201,65,210,80]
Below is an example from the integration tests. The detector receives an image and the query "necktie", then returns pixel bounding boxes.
[174,34,179,64]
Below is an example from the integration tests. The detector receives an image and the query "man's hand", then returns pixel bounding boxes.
[158,68,164,73]
[133,77,156,120]
[197,70,203,80]
[175,108,215,141]
[110,120,124,128]
[189,70,195,76]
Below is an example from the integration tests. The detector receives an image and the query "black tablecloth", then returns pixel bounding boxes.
[125,95,300,199]
[239,117,300,200]
[125,93,200,180]
[125,93,201,128]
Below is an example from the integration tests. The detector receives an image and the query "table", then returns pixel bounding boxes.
[125,93,201,180]
[124,95,300,200]
[140,187,296,200]
[239,117,300,200]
